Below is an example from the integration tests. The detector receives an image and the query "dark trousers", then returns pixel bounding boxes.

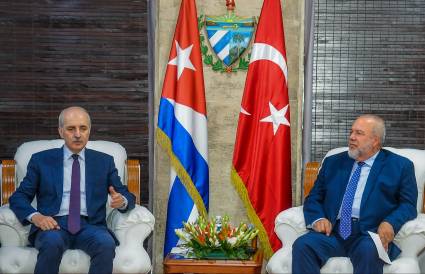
[34,216,116,274]
[292,219,385,274]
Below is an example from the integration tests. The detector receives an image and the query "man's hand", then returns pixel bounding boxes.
[109,186,125,208]
[313,218,333,236]
[32,213,60,231]
[378,221,394,252]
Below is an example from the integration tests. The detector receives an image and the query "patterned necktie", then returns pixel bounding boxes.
[68,154,81,234]
[339,161,365,239]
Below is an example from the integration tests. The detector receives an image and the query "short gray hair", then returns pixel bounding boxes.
[359,114,386,145]
[58,106,91,128]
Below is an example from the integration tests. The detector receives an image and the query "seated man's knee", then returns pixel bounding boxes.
[293,233,313,254]
[98,238,116,250]
[350,237,384,274]
[36,230,66,254]
[91,235,116,254]
[351,237,379,261]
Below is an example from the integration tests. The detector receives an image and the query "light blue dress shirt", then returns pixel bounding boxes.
[310,150,380,227]
[338,151,379,218]
[58,146,88,216]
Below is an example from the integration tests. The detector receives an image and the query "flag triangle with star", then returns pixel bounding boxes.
[160,0,206,115]
[168,41,196,80]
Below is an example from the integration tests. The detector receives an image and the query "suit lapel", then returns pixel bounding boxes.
[85,149,94,211]
[334,154,356,221]
[54,148,64,198]
[360,150,385,210]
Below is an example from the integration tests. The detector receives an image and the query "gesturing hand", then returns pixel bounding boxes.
[32,213,60,231]
[378,221,394,252]
[313,218,333,236]
[109,186,125,208]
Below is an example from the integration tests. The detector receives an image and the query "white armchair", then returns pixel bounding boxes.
[267,147,425,274]
[0,140,155,274]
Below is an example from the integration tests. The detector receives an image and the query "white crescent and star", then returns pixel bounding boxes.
[240,42,290,135]
[250,42,288,83]
[260,102,290,135]
[168,40,196,80]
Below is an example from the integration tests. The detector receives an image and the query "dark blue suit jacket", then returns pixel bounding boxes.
[9,147,136,245]
[304,149,418,258]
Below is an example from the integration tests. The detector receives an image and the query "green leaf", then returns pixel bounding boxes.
[201,45,208,55]
[212,60,223,71]
[204,55,213,65]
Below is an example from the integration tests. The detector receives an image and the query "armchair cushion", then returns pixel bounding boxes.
[14,140,128,185]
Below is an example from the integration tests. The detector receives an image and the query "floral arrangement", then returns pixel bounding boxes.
[175,215,259,260]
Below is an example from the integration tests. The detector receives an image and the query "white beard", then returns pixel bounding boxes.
[348,148,360,160]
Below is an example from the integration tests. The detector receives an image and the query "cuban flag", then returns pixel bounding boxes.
[157,0,209,257]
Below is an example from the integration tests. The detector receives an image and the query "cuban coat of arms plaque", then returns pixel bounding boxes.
[199,0,256,73]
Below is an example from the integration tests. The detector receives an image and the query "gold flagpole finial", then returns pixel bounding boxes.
[226,0,235,11]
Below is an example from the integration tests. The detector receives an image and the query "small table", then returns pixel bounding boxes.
[163,249,263,274]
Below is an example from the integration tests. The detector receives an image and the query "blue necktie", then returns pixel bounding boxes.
[68,154,81,234]
[339,161,365,239]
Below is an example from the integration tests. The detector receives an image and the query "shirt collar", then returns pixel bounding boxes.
[63,145,85,161]
[359,150,379,167]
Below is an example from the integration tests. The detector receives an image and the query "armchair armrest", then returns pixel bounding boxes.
[0,205,29,246]
[274,206,308,246]
[107,205,155,274]
[107,204,155,243]
[394,214,425,257]
[267,206,307,274]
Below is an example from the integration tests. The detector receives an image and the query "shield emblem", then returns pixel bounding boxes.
[205,16,255,67]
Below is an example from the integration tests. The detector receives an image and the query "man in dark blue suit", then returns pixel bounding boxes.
[9,106,136,274]
[292,114,418,274]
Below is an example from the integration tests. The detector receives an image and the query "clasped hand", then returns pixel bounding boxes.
[313,218,333,236]
[32,214,60,231]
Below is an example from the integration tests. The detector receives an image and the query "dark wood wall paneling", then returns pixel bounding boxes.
[0,1,149,204]
[312,0,425,161]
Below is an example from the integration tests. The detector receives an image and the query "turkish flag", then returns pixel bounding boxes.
[231,0,291,259]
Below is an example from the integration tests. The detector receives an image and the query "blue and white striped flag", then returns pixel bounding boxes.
[157,0,209,257]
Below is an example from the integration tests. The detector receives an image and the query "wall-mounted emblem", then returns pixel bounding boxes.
[199,0,256,73]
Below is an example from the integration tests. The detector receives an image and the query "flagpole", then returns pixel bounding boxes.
[147,0,156,266]
[303,0,314,198]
